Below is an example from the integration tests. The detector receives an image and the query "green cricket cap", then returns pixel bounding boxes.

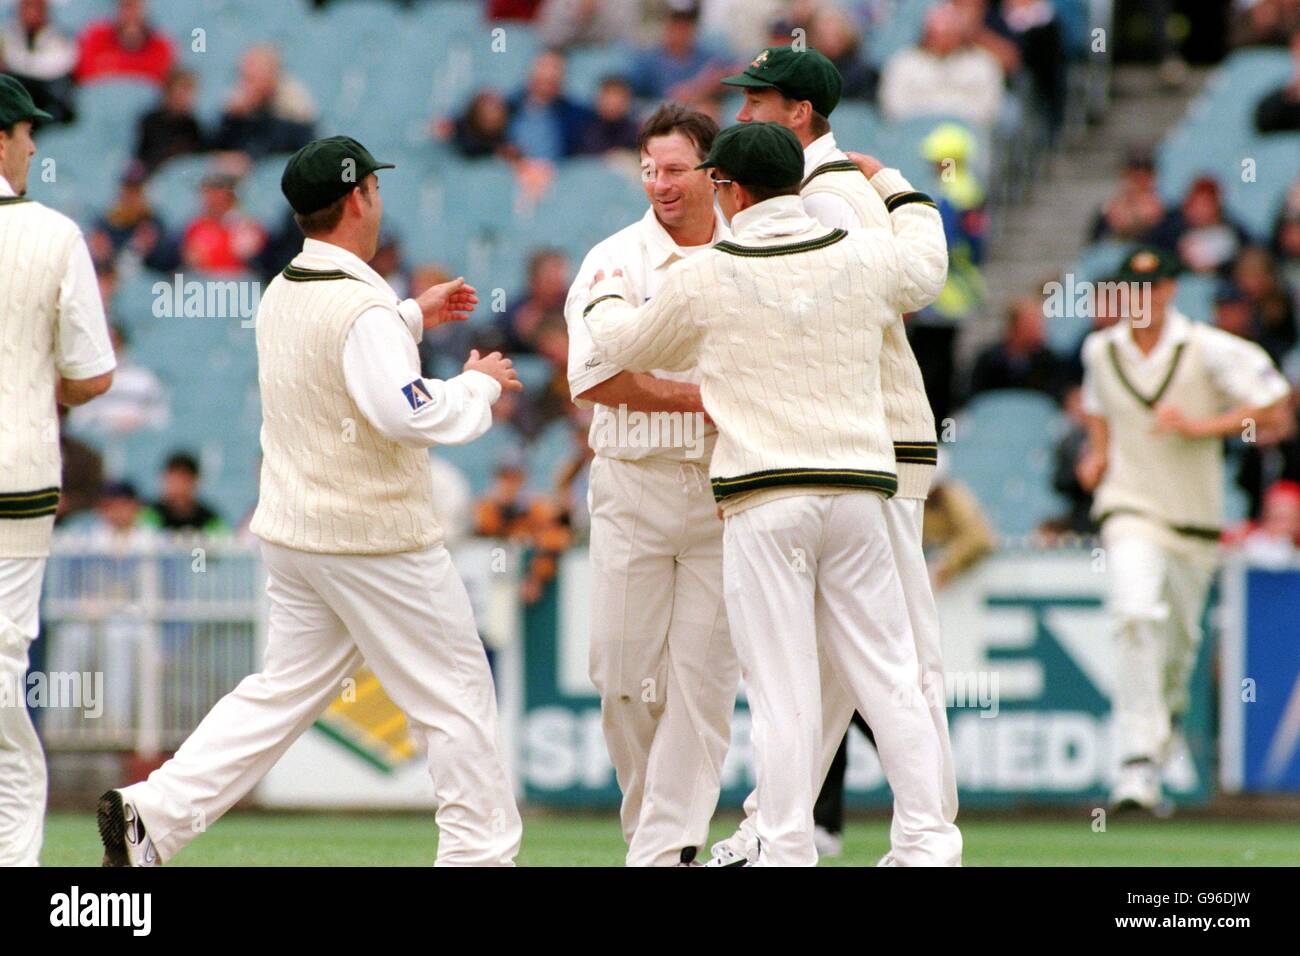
[0,74,53,128]
[695,122,804,190]
[721,45,842,118]
[281,135,395,215]
[1115,246,1181,285]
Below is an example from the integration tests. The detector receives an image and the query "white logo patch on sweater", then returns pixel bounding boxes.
[402,379,433,412]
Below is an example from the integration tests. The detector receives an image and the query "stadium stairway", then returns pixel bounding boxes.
[969,64,1208,365]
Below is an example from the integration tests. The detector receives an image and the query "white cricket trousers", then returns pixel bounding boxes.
[731,497,959,861]
[123,541,522,865]
[1103,519,1215,765]
[0,558,47,867]
[723,492,960,867]
[587,456,738,867]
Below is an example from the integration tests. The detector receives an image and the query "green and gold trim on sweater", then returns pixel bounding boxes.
[582,293,627,318]
[800,160,862,189]
[893,440,938,466]
[0,196,31,207]
[884,190,938,213]
[0,487,60,519]
[1098,506,1219,541]
[281,264,361,283]
[1107,341,1186,408]
[710,467,897,502]
[714,229,848,259]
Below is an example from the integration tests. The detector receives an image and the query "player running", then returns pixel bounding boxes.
[97,136,524,866]
[707,45,958,866]
[0,74,116,867]
[583,122,960,866]
[564,104,739,867]
[1077,247,1290,813]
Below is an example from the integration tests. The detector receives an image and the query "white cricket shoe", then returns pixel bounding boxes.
[97,789,160,867]
[703,834,754,867]
[814,825,843,860]
[1110,759,1160,813]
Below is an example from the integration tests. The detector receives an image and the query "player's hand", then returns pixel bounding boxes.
[844,151,885,179]
[464,349,523,393]
[417,277,479,330]
[1152,403,1200,437]
[589,268,624,290]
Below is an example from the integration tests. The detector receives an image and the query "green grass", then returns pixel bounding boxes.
[41,811,1300,866]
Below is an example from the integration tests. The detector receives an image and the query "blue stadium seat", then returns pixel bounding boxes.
[525,419,577,493]
[947,390,1068,537]
[1173,272,1218,325]
[435,421,525,496]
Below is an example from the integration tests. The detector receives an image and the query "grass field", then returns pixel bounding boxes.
[40,811,1300,866]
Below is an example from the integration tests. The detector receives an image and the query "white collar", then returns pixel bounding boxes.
[0,176,16,198]
[1116,307,1192,360]
[728,194,820,242]
[639,205,729,269]
[803,132,843,178]
[295,237,398,300]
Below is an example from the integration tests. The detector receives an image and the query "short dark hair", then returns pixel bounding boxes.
[718,169,801,204]
[292,178,371,236]
[779,93,830,138]
[164,452,200,477]
[637,102,718,162]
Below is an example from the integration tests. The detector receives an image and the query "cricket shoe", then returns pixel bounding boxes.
[98,789,160,867]
[703,834,755,867]
[1110,758,1160,813]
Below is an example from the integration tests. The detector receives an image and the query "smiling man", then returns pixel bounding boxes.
[563,103,739,867]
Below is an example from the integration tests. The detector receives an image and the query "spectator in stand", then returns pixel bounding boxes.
[1273,194,1300,293]
[87,160,180,273]
[628,3,728,106]
[1214,281,1255,339]
[1040,385,1098,540]
[508,49,593,161]
[1254,30,1300,133]
[213,44,317,161]
[0,0,77,124]
[180,172,268,274]
[67,325,169,437]
[1231,0,1300,48]
[89,480,155,542]
[924,462,996,586]
[879,2,1006,128]
[134,67,208,173]
[968,296,1067,401]
[1233,245,1298,364]
[989,0,1066,138]
[439,89,519,160]
[953,0,1022,76]
[486,247,570,355]
[75,0,174,87]
[1088,147,1173,245]
[57,408,105,523]
[1228,479,1300,565]
[578,75,639,154]
[150,452,225,533]
[536,0,639,49]
[808,5,878,103]
[1167,176,1250,275]
[488,0,545,20]
[473,454,573,603]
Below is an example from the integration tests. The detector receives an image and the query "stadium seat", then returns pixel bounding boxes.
[947,390,1068,538]
[525,419,577,493]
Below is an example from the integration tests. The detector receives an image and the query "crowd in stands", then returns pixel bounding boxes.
[9,0,1300,605]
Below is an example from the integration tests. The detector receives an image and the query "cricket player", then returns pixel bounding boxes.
[0,75,116,867]
[583,122,961,866]
[97,136,524,866]
[708,46,957,865]
[564,104,739,867]
[1077,247,1290,812]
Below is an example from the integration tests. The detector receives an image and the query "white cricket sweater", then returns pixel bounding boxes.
[583,170,948,515]
[801,150,939,499]
[249,260,440,554]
